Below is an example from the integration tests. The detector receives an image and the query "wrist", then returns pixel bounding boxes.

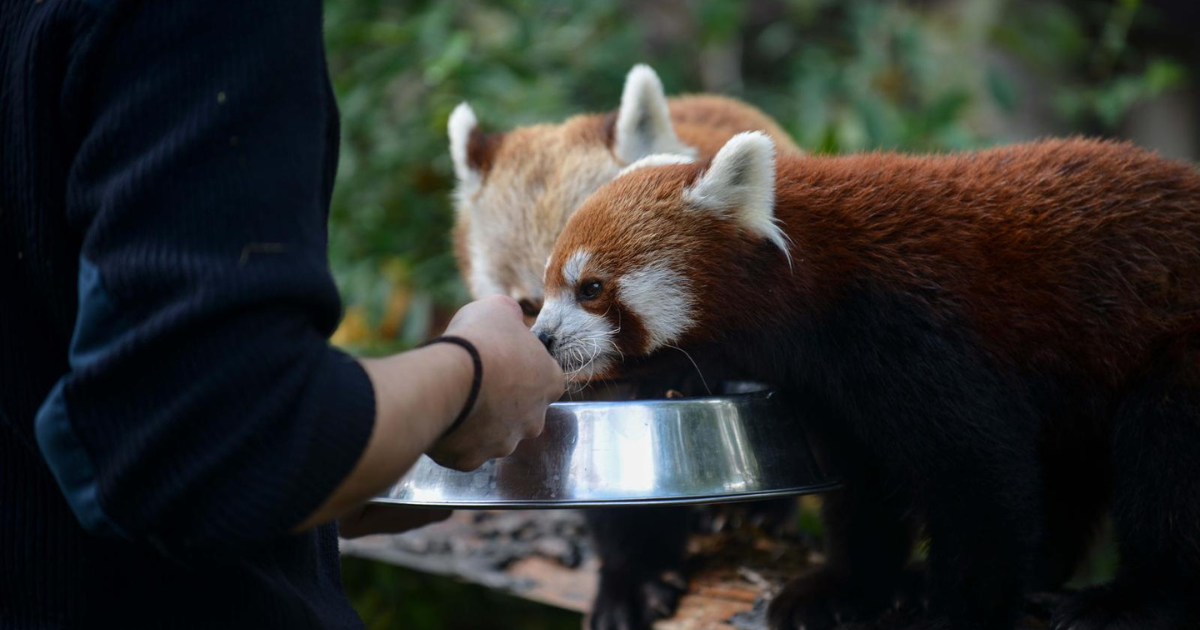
[412,340,477,434]
[416,336,482,436]
[359,342,471,445]
[321,350,471,527]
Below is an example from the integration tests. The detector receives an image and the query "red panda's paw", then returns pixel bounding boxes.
[766,569,894,630]
[587,567,687,630]
[1050,581,1200,630]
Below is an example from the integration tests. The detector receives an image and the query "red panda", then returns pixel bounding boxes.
[448,64,799,325]
[533,132,1200,630]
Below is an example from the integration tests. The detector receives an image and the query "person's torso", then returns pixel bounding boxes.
[0,3,359,628]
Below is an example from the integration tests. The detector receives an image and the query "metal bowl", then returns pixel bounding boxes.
[373,384,839,508]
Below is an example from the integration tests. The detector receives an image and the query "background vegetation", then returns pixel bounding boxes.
[321,0,1194,627]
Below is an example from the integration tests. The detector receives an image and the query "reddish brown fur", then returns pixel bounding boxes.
[465,126,505,177]
[551,138,1200,387]
[668,94,799,155]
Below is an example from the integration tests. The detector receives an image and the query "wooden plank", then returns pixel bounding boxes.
[506,556,598,613]
[338,510,777,628]
[341,510,1054,630]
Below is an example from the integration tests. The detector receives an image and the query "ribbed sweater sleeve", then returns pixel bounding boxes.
[32,0,376,548]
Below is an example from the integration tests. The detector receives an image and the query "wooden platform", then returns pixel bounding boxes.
[340,510,1056,629]
[340,510,810,629]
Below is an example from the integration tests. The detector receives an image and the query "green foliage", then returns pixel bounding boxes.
[995,0,1187,129]
[341,557,579,630]
[742,0,988,153]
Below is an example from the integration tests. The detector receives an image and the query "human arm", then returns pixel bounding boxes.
[297,295,565,531]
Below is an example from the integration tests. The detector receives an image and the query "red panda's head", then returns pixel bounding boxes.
[448,65,697,323]
[531,132,790,380]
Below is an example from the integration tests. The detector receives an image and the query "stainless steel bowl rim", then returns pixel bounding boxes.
[375,384,839,508]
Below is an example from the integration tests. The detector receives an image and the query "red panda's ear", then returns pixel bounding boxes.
[448,102,504,196]
[685,132,791,263]
[613,65,697,164]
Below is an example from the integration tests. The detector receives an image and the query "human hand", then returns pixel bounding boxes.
[338,504,451,539]
[426,295,565,471]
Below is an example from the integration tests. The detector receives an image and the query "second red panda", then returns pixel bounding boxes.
[532,133,1200,630]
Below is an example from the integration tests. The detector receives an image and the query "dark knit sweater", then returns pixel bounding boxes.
[2,0,377,627]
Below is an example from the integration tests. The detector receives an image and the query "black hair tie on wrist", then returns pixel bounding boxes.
[418,335,482,437]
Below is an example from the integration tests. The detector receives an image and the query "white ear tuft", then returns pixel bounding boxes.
[685,132,791,266]
[618,153,696,178]
[614,64,697,164]
[448,102,480,191]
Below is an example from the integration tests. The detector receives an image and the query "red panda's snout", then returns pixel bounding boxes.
[531,245,700,382]
[531,250,623,381]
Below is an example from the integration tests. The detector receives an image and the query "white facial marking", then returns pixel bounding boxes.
[532,295,617,381]
[613,64,697,164]
[618,261,694,353]
[563,250,591,288]
[618,153,696,178]
[684,131,792,267]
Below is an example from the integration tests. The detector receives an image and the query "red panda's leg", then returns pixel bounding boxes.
[584,506,691,630]
[1052,340,1200,630]
[1033,413,1111,590]
[767,443,918,630]
[767,293,1043,630]
[919,452,1039,630]
[842,336,1041,628]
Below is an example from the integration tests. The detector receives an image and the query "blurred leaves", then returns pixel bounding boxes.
[1056,56,1187,127]
[996,0,1188,129]
[341,558,579,630]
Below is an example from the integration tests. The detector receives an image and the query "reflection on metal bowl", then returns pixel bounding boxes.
[373,384,839,508]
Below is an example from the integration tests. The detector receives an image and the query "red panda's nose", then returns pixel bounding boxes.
[535,330,556,354]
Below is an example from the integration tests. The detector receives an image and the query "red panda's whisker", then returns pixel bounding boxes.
[577,341,603,376]
[594,334,624,362]
[567,350,594,393]
[568,347,585,377]
[664,343,712,396]
[567,346,596,390]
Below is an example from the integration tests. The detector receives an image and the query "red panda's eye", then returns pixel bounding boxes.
[517,298,539,317]
[577,281,603,302]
